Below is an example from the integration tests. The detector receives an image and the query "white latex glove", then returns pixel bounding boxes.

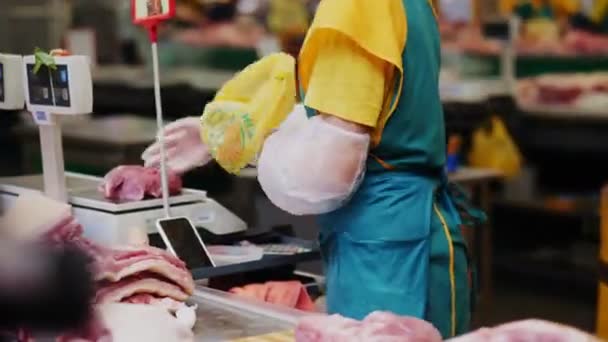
[257,115,370,216]
[278,103,308,133]
[142,117,212,174]
[248,104,308,168]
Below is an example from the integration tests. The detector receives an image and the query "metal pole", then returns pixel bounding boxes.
[39,114,67,202]
[151,42,170,218]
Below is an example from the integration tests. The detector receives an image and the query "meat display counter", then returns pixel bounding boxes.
[190,286,308,341]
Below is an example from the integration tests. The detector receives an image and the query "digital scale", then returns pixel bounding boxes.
[0,30,247,246]
[0,173,246,246]
[0,54,25,110]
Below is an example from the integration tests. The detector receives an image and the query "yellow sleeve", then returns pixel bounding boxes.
[298,0,407,128]
[304,32,388,127]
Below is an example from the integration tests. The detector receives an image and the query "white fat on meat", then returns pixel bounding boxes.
[575,93,608,111]
[96,277,190,303]
[98,303,194,342]
[92,244,195,295]
[95,257,194,294]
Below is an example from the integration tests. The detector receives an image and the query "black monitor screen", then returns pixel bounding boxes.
[0,63,4,103]
[26,64,71,107]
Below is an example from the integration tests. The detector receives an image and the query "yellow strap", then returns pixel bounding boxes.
[372,0,438,148]
[370,153,396,170]
[231,331,294,342]
[427,0,440,20]
[433,203,457,338]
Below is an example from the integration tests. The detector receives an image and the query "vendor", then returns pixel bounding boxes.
[142,0,477,338]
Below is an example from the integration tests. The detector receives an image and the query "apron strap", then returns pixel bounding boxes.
[369,153,396,170]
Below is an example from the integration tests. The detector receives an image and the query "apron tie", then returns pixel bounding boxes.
[439,171,487,229]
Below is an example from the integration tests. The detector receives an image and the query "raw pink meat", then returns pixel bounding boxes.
[44,217,84,243]
[295,311,442,342]
[122,293,159,305]
[2,193,196,341]
[537,85,583,105]
[230,284,270,302]
[230,281,316,312]
[361,312,443,341]
[99,165,182,202]
[95,276,190,304]
[92,244,194,295]
[295,315,362,342]
[517,73,608,107]
[447,319,600,342]
[563,30,608,55]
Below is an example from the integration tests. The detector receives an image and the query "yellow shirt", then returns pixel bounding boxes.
[298,0,407,130]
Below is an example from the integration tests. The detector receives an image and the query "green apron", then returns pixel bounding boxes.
[302,0,482,338]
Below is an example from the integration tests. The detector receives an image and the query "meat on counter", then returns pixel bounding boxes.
[295,311,442,342]
[448,319,601,342]
[1,193,196,341]
[517,72,608,110]
[229,281,317,312]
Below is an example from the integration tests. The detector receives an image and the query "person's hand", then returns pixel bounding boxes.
[141,117,212,174]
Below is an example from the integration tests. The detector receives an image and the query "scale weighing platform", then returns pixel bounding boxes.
[0,173,247,246]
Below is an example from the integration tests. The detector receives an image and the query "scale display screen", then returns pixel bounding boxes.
[0,62,4,103]
[26,63,71,107]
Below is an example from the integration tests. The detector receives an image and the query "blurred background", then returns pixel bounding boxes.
[1,0,608,334]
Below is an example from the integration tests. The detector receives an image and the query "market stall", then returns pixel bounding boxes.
[3,0,608,339]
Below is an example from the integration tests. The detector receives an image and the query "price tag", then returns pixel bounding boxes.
[32,111,53,125]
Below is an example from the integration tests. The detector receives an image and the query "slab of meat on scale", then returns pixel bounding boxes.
[99,165,183,201]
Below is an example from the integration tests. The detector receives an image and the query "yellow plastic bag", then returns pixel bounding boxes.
[267,0,310,35]
[468,116,523,178]
[200,53,296,174]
